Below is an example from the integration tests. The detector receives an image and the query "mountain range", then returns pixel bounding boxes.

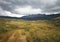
[0,13,60,20]
[20,13,60,20]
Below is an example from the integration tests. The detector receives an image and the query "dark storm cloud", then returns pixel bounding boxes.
[0,0,16,11]
[0,0,60,15]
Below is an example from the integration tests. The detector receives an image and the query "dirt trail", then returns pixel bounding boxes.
[1,30,27,42]
[7,30,27,42]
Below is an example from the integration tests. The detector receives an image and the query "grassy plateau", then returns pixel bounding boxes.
[0,17,60,42]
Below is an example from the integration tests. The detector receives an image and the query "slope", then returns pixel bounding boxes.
[0,18,60,42]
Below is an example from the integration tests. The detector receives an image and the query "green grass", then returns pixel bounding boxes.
[0,18,60,42]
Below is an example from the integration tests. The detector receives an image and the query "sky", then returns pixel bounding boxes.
[0,0,60,17]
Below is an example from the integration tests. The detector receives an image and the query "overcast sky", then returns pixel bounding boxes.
[0,0,60,17]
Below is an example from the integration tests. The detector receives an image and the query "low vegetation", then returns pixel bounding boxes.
[0,18,60,42]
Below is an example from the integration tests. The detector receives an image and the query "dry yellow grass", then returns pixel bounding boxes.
[0,18,60,42]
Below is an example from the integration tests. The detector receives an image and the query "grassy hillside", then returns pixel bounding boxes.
[51,17,60,28]
[0,18,60,42]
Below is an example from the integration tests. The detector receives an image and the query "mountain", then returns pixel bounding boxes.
[0,16,20,19]
[0,13,60,20]
[20,14,60,20]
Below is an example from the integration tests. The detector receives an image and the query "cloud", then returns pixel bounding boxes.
[0,7,24,17]
[13,6,42,15]
[0,0,60,17]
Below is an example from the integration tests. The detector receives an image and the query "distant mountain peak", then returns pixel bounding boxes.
[20,14,60,20]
